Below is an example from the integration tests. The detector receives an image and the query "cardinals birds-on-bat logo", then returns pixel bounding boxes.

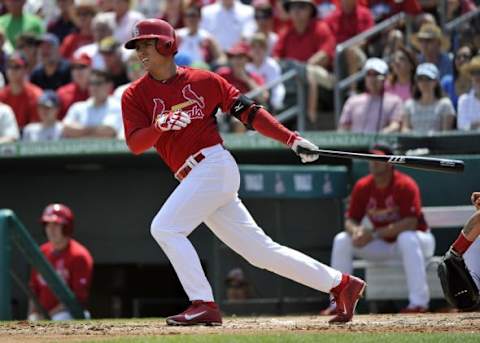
[152,84,206,122]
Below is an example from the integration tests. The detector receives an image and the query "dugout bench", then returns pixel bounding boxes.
[350,156,479,311]
[353,206,475,308]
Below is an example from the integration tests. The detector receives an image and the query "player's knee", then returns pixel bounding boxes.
[333,231,352,247]
[150,218,168,242]
[397,230,417,246]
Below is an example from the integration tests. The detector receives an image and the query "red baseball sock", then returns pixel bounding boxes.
[331,274,350,295]
[451,232,473,255]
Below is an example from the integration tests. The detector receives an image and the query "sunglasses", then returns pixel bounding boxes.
[416,75,435,82]
[470,70,480,76]
[77,11,95,17]
[7,64,24,70]
[71,64,88,70]
[456,53,472,60]
[88,80,107,86]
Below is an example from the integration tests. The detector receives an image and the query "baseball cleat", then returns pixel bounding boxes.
[399,305,428,314]
[166,300,222,326]
[328,275,366,324]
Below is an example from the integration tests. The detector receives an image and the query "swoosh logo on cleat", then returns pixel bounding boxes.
[184,311,207,320]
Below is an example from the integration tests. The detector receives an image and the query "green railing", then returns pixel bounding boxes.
[0,209,85,320]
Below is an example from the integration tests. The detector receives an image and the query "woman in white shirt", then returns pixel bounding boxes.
[457,56,480,130]
[402,63,456,133]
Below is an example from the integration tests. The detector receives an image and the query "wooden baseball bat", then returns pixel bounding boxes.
[297,147,465,173]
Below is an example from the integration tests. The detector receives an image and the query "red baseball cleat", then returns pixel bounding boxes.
[166,301,222,326]
[328,275,366,324]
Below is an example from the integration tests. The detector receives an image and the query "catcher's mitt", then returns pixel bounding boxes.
[437,250,480,310]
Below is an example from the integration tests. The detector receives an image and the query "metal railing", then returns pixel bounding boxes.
[245,64,306,131]
[445,7,480,32]
[333,12,407,124]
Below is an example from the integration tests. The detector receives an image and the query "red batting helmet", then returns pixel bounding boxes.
[41,203,75,236]
[124,19,177,56]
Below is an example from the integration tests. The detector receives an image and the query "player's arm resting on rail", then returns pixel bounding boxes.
[344,181,368,236]
[70,253,94,307]
[121,88,162,154]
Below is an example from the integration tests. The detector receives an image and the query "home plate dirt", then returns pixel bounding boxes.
[0,313,479,342]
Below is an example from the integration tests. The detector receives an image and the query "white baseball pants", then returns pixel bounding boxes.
[331,230,435,307]
[150,144,342,301]
[464,237,480,289]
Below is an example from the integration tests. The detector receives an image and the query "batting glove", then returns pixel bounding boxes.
[154,111,191,132]
[291,136,320,163]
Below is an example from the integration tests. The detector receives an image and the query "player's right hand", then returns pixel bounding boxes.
[291,136,320,163]
[154,111,191,132]
[471,192,480,210]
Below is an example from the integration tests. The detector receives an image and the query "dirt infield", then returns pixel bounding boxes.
[0,313,479,342]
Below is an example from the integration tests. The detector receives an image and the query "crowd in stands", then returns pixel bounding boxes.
[0,0,480,143]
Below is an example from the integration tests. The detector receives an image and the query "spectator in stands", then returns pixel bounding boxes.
[217,41,265,97]
[441,45,473,110]
[201,0,256,51]
[385,47,418,101]
[225,268,252,300]
[74,13,116,71]
[98,0,114,12]
[245,0,278,55]
[113,53,145,99]
[23,91,63,141]
[15,33,40,75]
[30,33,71,91]
[28,204,93,321]
[366,0,421,22]
[159,0,186,29]
[401,63,456,133]
[247,32,285,111]
[57,54,91,120]
[60,0,97,59]
[446,0,476,23]
[0,101,19,143]
[98,37,129,88]
[0,0,44,49]
[47,0,76,42]
[382,29,404,60]
[217,42,265,132]
[0,52,42,129]
[411,23,453,79]
[325,0,374,94]
[322,143,434,315]
[457,56,480,131]
[176,4,226,69]
[274,0,335,127]
[338,58,403,133]
[111,0,145,44]
[62,69,123,139]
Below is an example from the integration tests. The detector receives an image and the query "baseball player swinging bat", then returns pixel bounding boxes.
[296,146,465,173]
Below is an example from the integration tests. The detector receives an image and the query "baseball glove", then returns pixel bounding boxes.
[437,250,480,310]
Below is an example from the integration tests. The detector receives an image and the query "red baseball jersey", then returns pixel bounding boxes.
[29,239,93,312]
[347,170,428,242]
[122,67,240,172]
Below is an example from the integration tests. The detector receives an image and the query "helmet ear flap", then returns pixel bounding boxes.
[156,38,174,56]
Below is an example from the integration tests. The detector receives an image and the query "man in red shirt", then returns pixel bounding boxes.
[325,0,374,94]
[28,204,93,321]
[0,52,43,129]
[57,53,91,120]
[122,18,365,326]
[323,144,435,314]
[273,0,335,127]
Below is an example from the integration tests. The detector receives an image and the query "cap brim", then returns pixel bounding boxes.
[124,34,161,49]
[41,214,67,224]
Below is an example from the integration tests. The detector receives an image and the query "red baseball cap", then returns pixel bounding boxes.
[70,53,92,66]
[226,42,252,60]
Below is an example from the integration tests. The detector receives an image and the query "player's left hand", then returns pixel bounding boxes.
[154,110,191,132]
[291,136,320,163]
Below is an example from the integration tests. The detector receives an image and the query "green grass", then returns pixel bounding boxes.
[80,333,480,343]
